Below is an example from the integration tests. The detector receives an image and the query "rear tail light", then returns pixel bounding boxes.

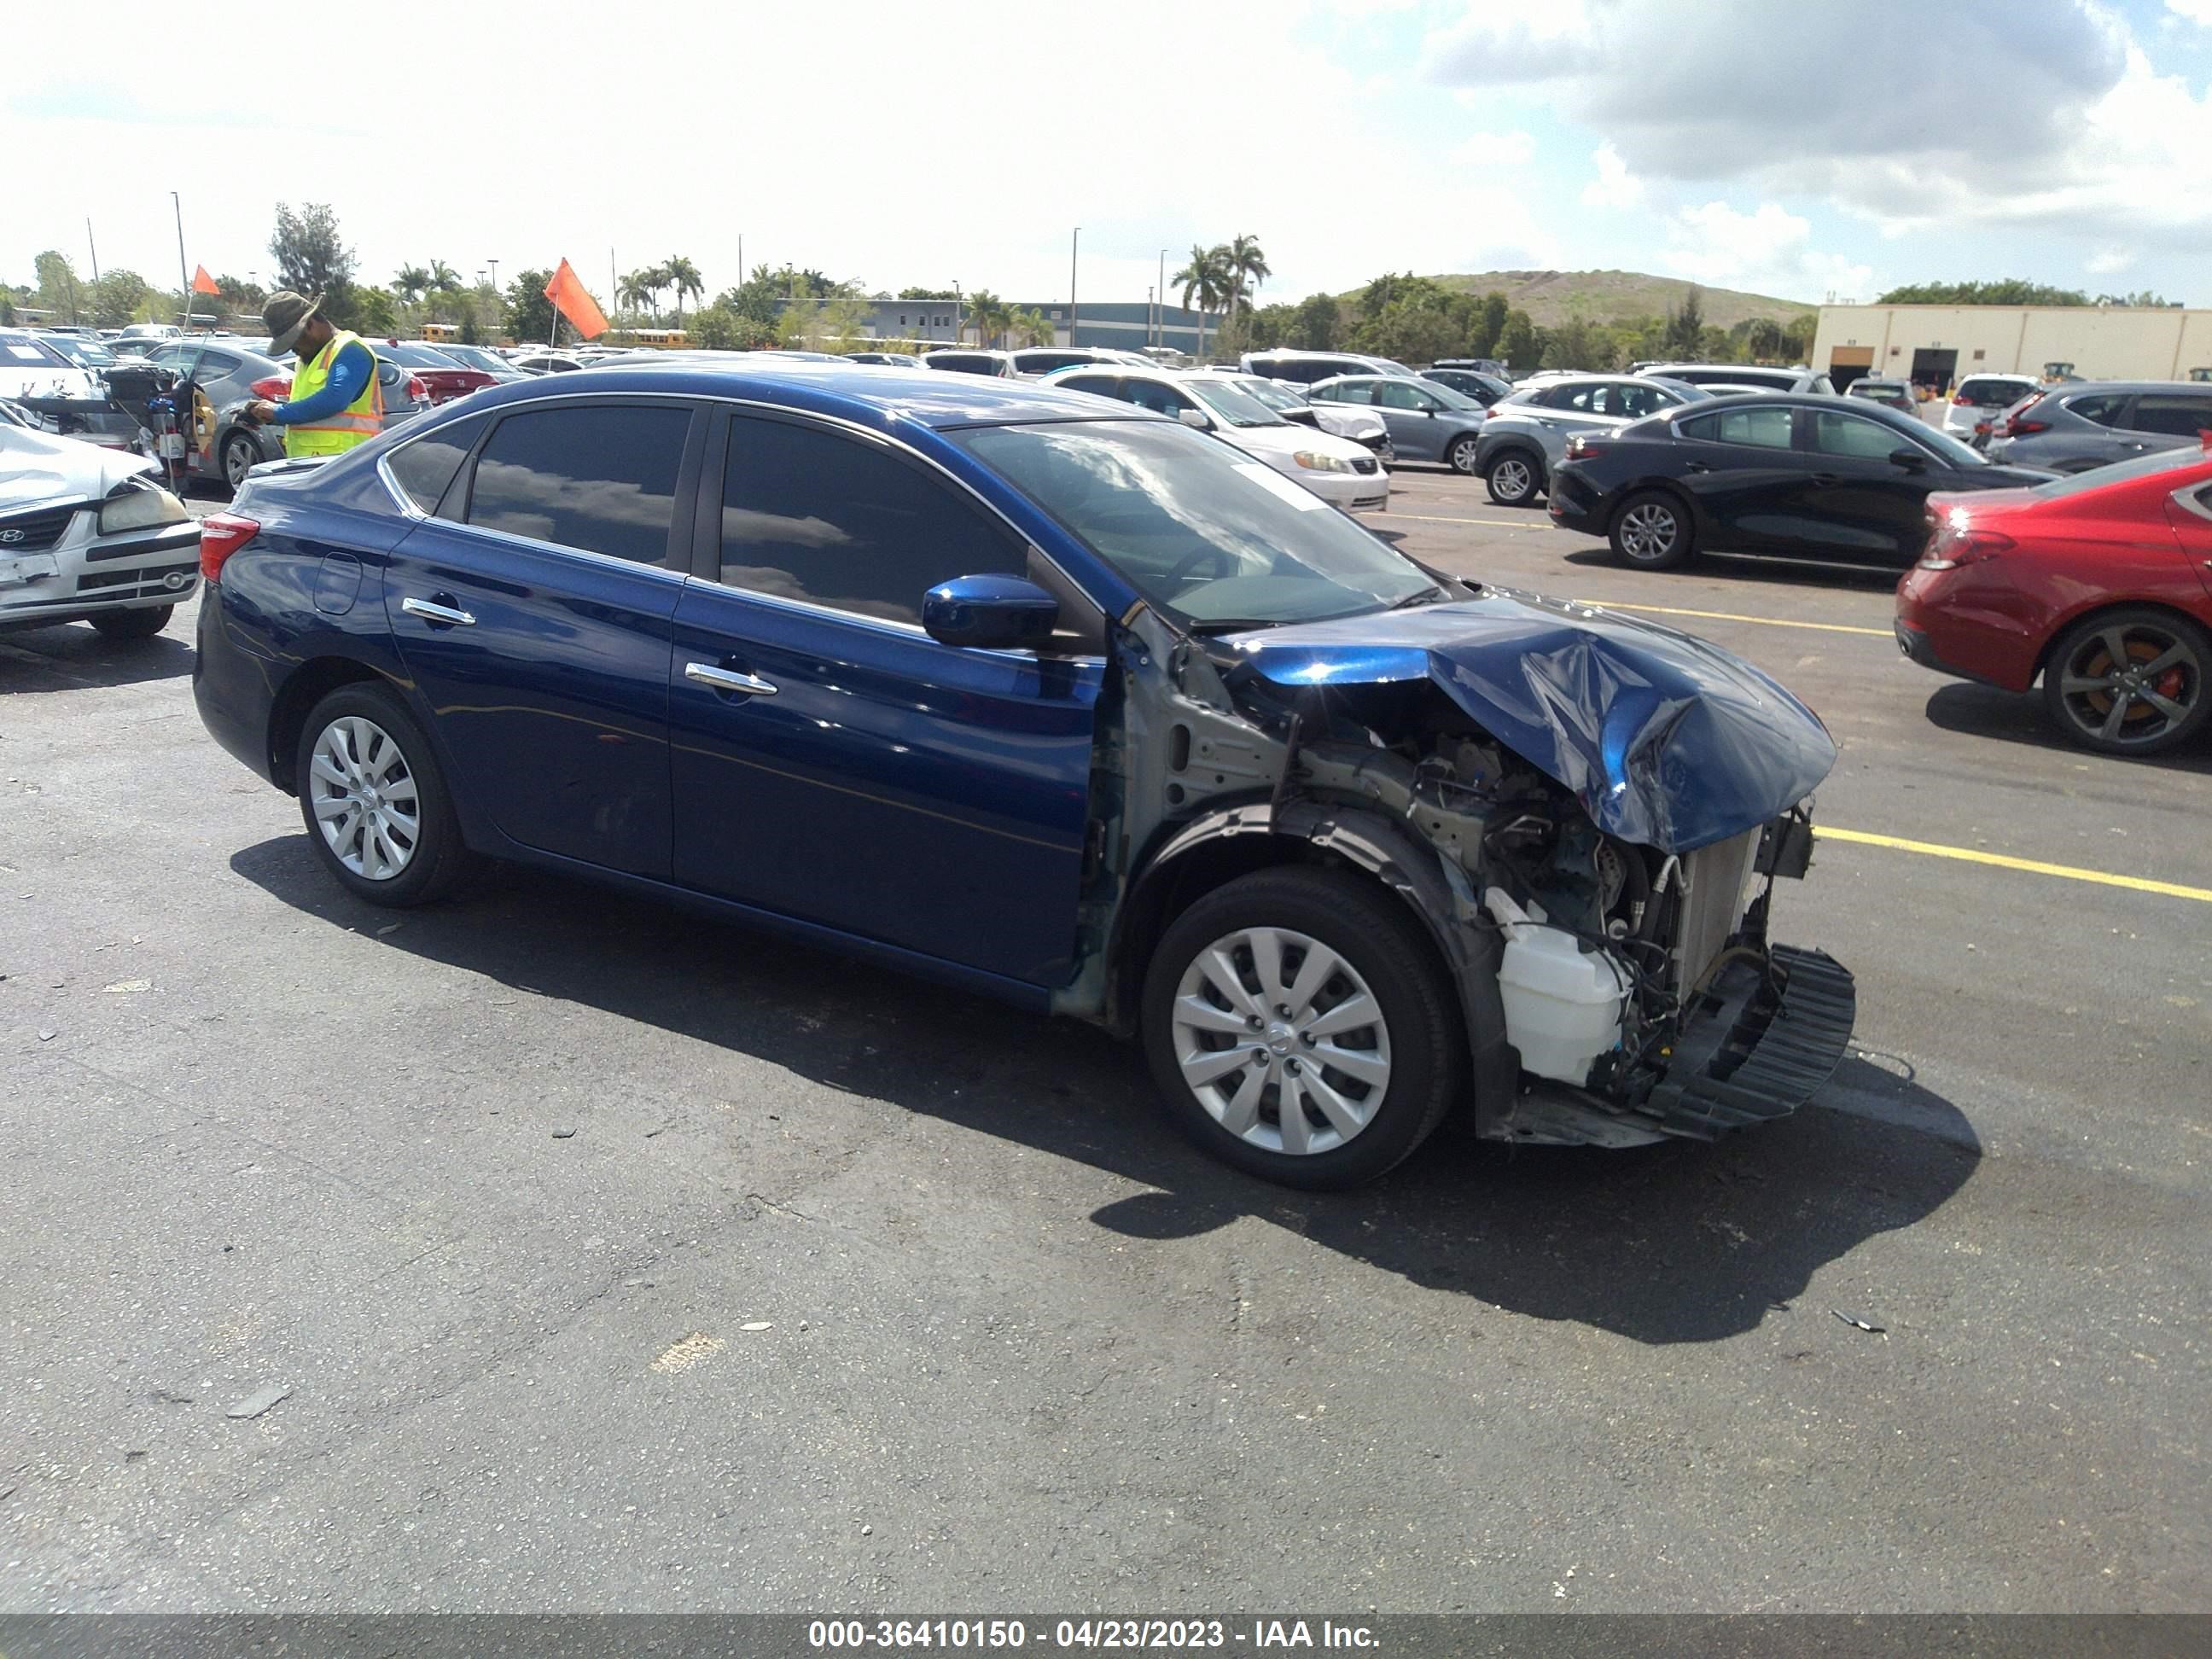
[1564,434,1606,460]
[1952,393,1973,405]
[1483,407,1499,420]
[1918,522,2014,571]
[248,375,292,400]
[407,374,430,403]
[199,513,260,582]
[2008,419,2051,435]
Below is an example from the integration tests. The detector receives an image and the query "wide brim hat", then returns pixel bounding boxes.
[264,290,324,357]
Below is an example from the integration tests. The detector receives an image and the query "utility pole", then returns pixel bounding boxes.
[172,192,193,333]
[1069,226,1080,348]
[1158,248,1167,348]
[1147,286,1154,350]
[487,259,498,297]
[86,218,101,287]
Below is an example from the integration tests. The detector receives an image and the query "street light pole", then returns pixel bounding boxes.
[1069,226,1080,348]
[172,192,193,333]
[86,218,101,288]
[1157,248,1167,348]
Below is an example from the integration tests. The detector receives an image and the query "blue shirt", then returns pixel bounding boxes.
[274,339,376,424]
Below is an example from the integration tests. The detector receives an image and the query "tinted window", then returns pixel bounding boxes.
[464,404,690,563]
[1681,406,1795,449]
[928,354,1000,376]
[1811,410,1911,459]
[1016,352,1085,374]
[1319,380,1376,405]
[2128,395,2212,437]
[718,417,1024,626]
[1377,380,1439,410]
[182,351,242,381]
[1264,359,1326,385]
[1612,383,1674,419]
[1055,374,1121,399]
[390,413,488,513]
[1123,379,1196,418]
[2066,394,2126,427]
[1965,378,2034,407]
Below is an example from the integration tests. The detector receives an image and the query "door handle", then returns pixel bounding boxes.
[400,596,474,626]
[1809,472,1840,487]
[1684,461,1710,474]
[685,661,779,696]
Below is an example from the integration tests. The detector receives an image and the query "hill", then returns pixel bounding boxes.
[1348,270,1817,330]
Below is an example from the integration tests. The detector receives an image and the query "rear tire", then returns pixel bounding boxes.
[1484,449,1541,506]
[294,684,474,906]
[89,605,172,641]
[1447,434,1481,475]
[1609,489,1696,570]
[223,430,261,493]
[2040,607,2211,756]
[1140,866,1464,1190]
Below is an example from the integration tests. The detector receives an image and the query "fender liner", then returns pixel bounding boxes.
[1113,798,1518,1135]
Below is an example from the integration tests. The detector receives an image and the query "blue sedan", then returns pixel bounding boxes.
[193,362,1855,1187]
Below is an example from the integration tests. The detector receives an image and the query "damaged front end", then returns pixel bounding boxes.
[1063,585,1856,1150]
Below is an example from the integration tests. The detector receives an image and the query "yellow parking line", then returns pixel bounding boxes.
[1579,600,1892,638]
[1373,511,1550,528]
[1817,826,2212,903]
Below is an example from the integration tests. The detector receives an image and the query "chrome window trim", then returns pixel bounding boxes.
[2170,482,2212,525]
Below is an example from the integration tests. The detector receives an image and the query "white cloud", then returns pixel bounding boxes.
[1580,143,1644,209]
[1452,130,1537,166]
[2087,246,2136,274]
[1662,201,1873,302]
[2166,0,2212,22]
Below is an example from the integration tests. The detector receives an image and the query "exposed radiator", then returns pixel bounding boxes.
[1671,828,1761,994]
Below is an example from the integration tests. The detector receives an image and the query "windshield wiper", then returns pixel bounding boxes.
[1386,584,1447,611]
[1184,618,1281,637]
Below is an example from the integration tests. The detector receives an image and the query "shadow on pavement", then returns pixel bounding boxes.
[1923,680,2212,777]
[1556,544,1904,595]
[230,835,1982,1347]
[0,626,194,692]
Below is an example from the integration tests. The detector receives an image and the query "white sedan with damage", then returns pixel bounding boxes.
[1,424,201,641]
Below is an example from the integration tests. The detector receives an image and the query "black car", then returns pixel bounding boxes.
[1546,395,2055,570]
[1422,368,1512,405]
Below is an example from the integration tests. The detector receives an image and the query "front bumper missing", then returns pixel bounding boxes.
[1642,945,1856,1138]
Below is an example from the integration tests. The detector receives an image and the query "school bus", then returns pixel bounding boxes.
[421,322,461,342]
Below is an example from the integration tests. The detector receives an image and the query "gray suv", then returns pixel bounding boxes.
[1473,375,1710,505]
[1307,373,1490,472]
[1983,381,2212,473]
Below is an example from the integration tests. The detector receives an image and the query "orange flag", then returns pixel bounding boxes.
[544,259,608,340]
[191,265,220,295]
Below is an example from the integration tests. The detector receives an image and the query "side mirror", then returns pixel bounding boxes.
[1177,407,1212,430]
[1284,408,1320,426]
[922,573,1060,651]
[1888,446,1929,472]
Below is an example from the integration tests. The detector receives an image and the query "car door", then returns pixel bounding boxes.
[1790,406,1939,562]
[2161,479,2212,606]
[2119,393,2212,461]
[1372,378,1445,459]
[667,410,1107,988]
[1668,405,1806,550]
[382,397,701,878]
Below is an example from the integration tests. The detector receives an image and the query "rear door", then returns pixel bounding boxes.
[2119,392,2212,460]
[1791,406,1936,563]
[1669,405,1806,550]
[383,397,701,877]
[667,410,1105,987]
[2160,479,2212,605]
[1374,378,1447,459]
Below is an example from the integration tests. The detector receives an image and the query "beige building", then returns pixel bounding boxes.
[1811,303,2212,392]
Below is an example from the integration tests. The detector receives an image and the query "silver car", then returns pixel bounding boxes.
[1982,380,2212,473]
[1641,362,1837,395]
[1,423,201,640]
[1307,373,1493,474]
[137,338,429,492]
[1211,372,1393,461]
[1471,375,1711,505]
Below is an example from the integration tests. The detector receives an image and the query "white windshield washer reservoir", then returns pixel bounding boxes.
[1484,888,1631,1086]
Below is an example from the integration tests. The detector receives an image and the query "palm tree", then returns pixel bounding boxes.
[617,269,659,323]
[1173,244,1232,359]
[393,265,431,304]
[664,256,704,324]
[1012,307,1055,347]
[965,289,1010,348]
[1224,233,1270,319]
[428,259,463,295]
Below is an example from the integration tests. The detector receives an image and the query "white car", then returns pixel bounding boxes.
[1045,365,1388,511]
[1,423,201,641]
[1215,371,1394,463]
[1943,372,2041,443]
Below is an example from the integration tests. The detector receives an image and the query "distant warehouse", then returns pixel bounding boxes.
[1812,303,2212,392]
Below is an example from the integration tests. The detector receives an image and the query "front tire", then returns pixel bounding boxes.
[1447,434,1481,476]
[294,684,473,905]
[1609,489,1696,569]
[89,605,173,641]
[1140,867,1464,1190]
[2041,608,2211,756]
[1485,449,1541,505]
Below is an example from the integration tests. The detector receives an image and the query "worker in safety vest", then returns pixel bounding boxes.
[246,290,384,458]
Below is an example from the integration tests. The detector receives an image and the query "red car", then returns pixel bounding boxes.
[1895,447,2212,754]
[377,339,497,405]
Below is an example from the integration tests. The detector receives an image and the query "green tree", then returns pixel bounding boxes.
[689,302,780,350]
[393,265,431,304]
[1289,292,1340,350]
[215,274,266,317]
[505,269,556,344]
[1173,244,1232,358]
[353,286,399,337]
[86,270,152,329]
[269,201,358,325]
[1244,301,1298,352]
[963,288,1011,347]
[426,260,463,296]
[1540,312,1612,372]
[1223,232,1271,319]
[1662,285,1706,358]
[1744,317,1784,362]
[33,250,81,321]
[664,255,705,323]
[1498,310,1543,372]
[1469,292,1510,359]
[898,286,957,300]
[1011,306,1056,347]
[1876,278,2090,306]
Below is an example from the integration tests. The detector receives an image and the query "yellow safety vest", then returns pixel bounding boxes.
[283,329,385,458]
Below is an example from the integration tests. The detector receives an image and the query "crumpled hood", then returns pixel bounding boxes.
[1226,588,1837,852]
[0,426,155,511]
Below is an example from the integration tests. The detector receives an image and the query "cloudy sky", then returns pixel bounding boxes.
[9,0,2212,311]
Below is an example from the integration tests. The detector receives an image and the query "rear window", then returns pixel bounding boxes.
[927,354,999,375]
[2127,394,2212,438]
[1963,377,2034,407]
[2064,393,2128,427]
[1679,405,1795,449]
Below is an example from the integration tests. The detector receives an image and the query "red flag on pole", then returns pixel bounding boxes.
[190,265,219,295]
[544,259,608,341]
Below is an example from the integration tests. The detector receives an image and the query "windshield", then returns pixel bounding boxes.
[437,345,507,373]
[1420,381,1483,412]
[2030,445,2212,498]
[1185,379,1289,428]
[44,335,119,367]
[1230,377,1305,414]
[1906,422,1989,468]
[1373,359,1415,377]
[955,420,1431,628]
[387,341,465,369]
[0,335,71,369]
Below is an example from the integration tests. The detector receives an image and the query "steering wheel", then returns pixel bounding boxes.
[1164,544,1235,585]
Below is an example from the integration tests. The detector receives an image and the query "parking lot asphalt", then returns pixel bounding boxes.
[3,470,2207,1614]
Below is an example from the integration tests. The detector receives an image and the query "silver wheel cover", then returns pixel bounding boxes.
[308,715,422,881]
[1620,502,1678,560]
[1493,457,1532,498]
[1170,926,1393,1156]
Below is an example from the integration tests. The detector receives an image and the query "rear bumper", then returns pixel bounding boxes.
[1895,567,2038,690]
[192,584,281,785]
[1545,469,1609,534]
